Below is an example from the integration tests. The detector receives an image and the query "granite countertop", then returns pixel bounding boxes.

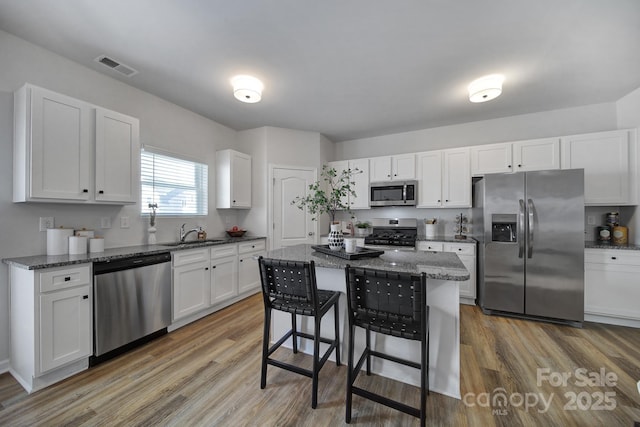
[264,244,470,281]
[3,236,266,270]
[584,241,640,251]
[416,235,478,244]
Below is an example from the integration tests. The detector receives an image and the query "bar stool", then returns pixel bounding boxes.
[258,257,341,409]
[344,266,429,426]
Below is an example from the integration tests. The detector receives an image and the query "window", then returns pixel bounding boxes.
[141,146,208,216]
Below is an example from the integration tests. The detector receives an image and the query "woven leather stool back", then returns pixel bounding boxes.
[260,258,316,303]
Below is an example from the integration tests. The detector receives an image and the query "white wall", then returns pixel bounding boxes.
[0,30,238,367]
[336,103,618,159]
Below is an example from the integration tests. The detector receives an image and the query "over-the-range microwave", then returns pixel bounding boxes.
[370,181,417,207]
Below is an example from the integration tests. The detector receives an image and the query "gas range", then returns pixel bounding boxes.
[364,218,417,250]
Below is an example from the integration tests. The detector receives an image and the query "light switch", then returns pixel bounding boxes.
[120,216,130,228]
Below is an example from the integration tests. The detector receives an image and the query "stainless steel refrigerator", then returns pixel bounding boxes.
[473,169,584,325]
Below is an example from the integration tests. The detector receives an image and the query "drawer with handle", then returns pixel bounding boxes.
[443,243,475,256]
[40,265,91,293]
[239,239,266,254]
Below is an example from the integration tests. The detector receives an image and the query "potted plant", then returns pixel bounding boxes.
[292,165,359,250]
[354,221,371,237]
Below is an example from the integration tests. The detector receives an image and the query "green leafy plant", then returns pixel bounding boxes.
[355,221,370,229]
[292,165,359,223]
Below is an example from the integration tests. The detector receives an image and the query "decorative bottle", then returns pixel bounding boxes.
[328,223,344,251]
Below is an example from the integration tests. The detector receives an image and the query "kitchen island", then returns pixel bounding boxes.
[264,244,469,399]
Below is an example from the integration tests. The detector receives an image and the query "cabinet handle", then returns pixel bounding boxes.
[445,199,449,202]
[518,164,522,168]
[83,295,89,299]
[82,189,89,193]
[64,276,71,281]
[240,259,243,262]
[611,257,617,260]
[205,267,209,270]
[508,165,512,168]
[211,266,216,269]
[458,248,462,251]
[437,199,440,202]
[98,190,104,194]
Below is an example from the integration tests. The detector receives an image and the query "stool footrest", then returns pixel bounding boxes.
[352,386,420,418]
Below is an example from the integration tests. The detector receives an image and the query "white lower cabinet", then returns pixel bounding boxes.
[172,248,211,321]
[585,249,640,327]
[238,240,266,294]
[211,244,239,305]
[171,239,266,328]
[10,264,92,393]
[417,240,477,304]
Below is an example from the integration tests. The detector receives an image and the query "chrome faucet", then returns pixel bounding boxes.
[179,223,201,243]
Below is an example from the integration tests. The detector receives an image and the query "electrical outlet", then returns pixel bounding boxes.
[120,216,130,228]
[39,217,54,231]
[101,217,112,229]
[587,216,596,225]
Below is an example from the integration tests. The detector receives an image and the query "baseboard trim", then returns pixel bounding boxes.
[0,359,9,374]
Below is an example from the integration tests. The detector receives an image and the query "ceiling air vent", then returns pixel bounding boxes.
[94,55,138,77]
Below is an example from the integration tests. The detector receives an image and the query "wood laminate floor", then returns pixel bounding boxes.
[1,293,639,426]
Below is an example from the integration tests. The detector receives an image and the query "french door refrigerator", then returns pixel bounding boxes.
[473,169,584,325]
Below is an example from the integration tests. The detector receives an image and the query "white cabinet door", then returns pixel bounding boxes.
[561,130,634,205]
[442,148,471,208]
[392,154,416,180]
[348,158,370,209]
[585,250,640,321]
[211,255,238,305]
[39,285,92,373]
[512,138,560,172]
[238,252,264,294]
[369,156,392,182]
[370,154,415,181]
[94,108,139,204]
[173,260,210,320]
[20,85,92,201]
[470,142,512,176]
[216,149,252,209]
[416,151,443,208]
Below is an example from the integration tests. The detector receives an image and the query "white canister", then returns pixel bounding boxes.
[47,228,74,255]
[69,236,88,255]
[344,237,357,254]
[425,223,437,238]
[89,237,105,253]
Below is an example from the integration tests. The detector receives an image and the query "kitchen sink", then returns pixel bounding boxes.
[161,239,226,247]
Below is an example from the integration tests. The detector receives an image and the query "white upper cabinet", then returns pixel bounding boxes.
[471,138,560,176]
[369,154,415,182]
[417,148,470,208]
[470,142,512,176]
[13,84,139,204]
[512,138,560,172]
[561,129,637,205]
[328,158,370,210]
[14,85,92,202]
[94,108,139,203]
[216,149,252,209]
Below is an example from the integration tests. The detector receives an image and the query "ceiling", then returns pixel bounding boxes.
[1,0,639,142]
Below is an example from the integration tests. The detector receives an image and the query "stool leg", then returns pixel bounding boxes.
[311,316,321,409]
[420,330,427,427]
[291,313,298,354]
[345,324,355,423]
[333,301,341,366]
[365,328,371,375]
[260,307,271,389]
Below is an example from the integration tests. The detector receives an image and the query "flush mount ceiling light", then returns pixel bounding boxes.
[231,75,264,103]
[468,74,505,103]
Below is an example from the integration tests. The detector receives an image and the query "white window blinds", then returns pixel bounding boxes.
[141,147,208,216]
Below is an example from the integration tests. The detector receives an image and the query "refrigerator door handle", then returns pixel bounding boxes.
[518,199,525,258]
[527,198,535,258]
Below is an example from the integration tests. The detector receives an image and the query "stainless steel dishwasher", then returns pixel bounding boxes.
[91,252,172,365]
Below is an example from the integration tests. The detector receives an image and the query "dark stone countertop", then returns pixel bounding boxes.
[264,244,469,281]
[3,236,267,270]
[584,241,640,251]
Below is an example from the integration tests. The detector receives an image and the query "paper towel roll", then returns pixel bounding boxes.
[47,228,74,255]
[89,237,105,253]
[69,236,87,255]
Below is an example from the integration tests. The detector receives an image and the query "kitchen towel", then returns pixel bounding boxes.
[46,228,74,255]
[68,236,87,255]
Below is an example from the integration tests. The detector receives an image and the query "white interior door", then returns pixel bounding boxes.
[272,166,317,249]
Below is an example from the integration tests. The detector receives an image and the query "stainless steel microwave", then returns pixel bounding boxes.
[370,181,417,207]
